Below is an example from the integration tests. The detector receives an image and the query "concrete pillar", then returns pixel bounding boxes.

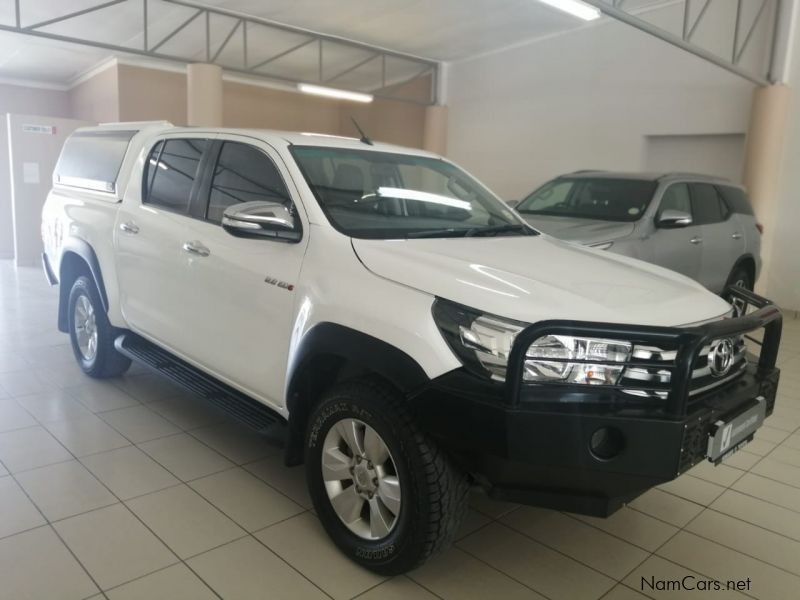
[742,84,791,292]
[187,63,223,127]
[423,105,448,155]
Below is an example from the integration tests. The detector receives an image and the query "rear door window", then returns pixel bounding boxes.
[143,138,208,213]
[206,142,292,223]
[690,183,727,225]
[717,186,754,215]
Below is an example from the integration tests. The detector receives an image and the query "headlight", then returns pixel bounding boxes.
[589,241,614,250]
[432,299,525,381]
[524,335,631,384]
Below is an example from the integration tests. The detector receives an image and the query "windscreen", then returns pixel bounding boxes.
[54,129,137,193]
[516,177,657,222]
[291,146,532,240]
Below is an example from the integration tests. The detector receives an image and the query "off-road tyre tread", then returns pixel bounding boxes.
[306,376,470,574]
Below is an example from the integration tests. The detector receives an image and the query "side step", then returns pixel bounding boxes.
[115,333,283,434]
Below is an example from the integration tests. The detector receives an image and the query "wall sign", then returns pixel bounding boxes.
[22,124,56,135]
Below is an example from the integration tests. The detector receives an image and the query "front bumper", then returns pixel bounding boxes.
[411,287,782,517]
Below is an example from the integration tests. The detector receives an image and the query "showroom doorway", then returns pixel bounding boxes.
[644,133,746,183]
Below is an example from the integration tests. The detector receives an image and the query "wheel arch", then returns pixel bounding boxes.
[730,254,757,287]
[57,238,109,333]
[283,323,430,466]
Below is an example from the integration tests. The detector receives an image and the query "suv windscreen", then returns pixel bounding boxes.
[291,146,532,239]
[516,178,657,222]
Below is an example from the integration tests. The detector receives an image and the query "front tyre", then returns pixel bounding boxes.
[67,276,131,378]
[305,378,469,575]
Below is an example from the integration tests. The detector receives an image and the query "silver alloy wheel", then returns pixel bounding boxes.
[321,418,402,540]
[73,294,98,361]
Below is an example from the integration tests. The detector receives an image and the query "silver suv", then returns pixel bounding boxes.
[514,171,762,293]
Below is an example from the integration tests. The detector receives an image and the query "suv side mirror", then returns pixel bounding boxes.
[222,201,301,242]
[657,209,693,228]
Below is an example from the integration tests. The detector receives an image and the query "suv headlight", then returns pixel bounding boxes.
[432,299,525,381]
[433,299,633,385]
[525,335,631,384]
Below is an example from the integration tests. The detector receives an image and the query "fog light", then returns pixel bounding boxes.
[590,427,625,460]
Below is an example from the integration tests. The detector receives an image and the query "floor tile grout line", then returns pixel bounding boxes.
[2,465,106,597]
[459,519,619,596]
[495,514,649,586]
[245,529,338,600]
[448,538,561,600]
[557,508,678,555]
[1,391,239,598]
[652,506,800,587]
[709,480,800,517]
[349,575,446,600]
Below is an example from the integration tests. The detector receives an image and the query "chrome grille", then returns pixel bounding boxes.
[619,336,747,400]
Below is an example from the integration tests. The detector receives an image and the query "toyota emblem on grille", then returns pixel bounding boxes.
[708,338,735,377]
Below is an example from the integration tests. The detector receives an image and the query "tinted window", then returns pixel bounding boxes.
[658,183,691,216]
[144,139,208,213]
[55,129,136,193]
[291,146,530,240]
[690,183,726,225]
[718,186,754,215]
[207,142,292,223]
[516,178,656,222]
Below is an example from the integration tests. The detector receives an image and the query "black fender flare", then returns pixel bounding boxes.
[57,238,109,332]
[283,322,431,464]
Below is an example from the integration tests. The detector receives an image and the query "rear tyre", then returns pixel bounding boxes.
[67,276,131,378]
[305,377,469,575]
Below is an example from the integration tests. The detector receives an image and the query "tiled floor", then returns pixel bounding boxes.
[1,259,800,600]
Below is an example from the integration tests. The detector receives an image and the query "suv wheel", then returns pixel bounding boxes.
[305,377,469,575]
[727,266,753,291]
[67,276,131,378]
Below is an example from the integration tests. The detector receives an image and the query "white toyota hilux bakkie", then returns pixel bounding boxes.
[42,121,782,574]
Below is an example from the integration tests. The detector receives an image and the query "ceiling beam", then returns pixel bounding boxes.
[583,0,775,86]
[4,0,439,105]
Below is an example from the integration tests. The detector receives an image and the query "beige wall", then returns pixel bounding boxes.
[117,64,188,125]
[69,65,119,124]
[1,83,71,258]
[222,81,342,133]
[342,74,430,148]
[112,63,427,147]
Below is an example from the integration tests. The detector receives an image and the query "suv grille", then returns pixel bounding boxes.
[619,336,747,400]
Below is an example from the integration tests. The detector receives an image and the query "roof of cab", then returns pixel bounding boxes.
[71,122,442,158]
[115,122,439,157]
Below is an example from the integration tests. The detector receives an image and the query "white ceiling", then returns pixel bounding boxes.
[0,0,616,87]
[0,0,771,91]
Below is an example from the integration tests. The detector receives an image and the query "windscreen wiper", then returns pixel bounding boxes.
[464,224,535,237]
[406,228,471,239]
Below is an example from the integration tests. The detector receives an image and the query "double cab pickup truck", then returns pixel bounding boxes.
[41,121,782,574]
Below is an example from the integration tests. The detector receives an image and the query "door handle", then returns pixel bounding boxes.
[690,236,703,245]
[732,232,743,240]
[119,221,139,234]
[182,241,210,257]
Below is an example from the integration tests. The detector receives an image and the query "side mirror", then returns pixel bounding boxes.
[657,209,692,228]
[222,201,301,242]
